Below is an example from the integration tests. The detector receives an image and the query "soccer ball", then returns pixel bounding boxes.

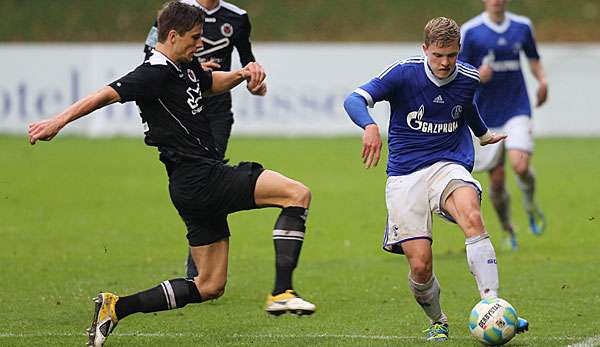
[469,297,518,346]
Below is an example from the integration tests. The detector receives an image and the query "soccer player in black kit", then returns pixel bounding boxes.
[144,0,261,279]
[28,2,315,346]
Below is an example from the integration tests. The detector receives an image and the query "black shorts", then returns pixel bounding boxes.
[159,150,264,246]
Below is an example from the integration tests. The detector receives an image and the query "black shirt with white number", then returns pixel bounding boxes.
[144,0,255,114]
[109,51,217,159]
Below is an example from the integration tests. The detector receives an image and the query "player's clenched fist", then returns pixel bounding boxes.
[241,62,267,96]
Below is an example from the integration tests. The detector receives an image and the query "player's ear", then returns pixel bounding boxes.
[168,29,178,44]
[422,43,428,54]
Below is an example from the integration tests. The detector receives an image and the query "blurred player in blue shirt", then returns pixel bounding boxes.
[344,17,528,341]
[460,0,548,249]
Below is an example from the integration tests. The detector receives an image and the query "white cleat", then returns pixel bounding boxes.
[265,289,316,316]
[87,292,119,347]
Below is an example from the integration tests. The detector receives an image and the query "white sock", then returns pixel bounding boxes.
[516,169,536,212]
[465,233,499,299]
[408,274,448,324]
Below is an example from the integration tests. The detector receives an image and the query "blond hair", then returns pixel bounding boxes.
[423,17,460,47]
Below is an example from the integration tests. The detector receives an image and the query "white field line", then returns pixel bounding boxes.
[0,332,583,342]
[566,335,600,347]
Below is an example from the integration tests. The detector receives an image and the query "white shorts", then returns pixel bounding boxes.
[383,161,482,254]
[473,115,534,172]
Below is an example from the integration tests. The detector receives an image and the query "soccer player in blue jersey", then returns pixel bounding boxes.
[460,0,548,249]
[344,17,528,341]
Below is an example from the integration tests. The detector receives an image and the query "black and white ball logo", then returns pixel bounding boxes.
[187,69,197,82]
[221,23,233,37]
[451,105,463,119]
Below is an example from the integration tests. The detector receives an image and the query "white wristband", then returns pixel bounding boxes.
[478,130,493,144]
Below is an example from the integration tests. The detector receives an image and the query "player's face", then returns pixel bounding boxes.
[423,41,460,79]
[484,0,507,14]
[173,24,204,63]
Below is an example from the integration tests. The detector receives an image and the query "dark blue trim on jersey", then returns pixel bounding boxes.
[344,92,375,129]
[383,236,433,255]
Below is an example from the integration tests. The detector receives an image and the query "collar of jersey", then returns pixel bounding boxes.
[149,49,182,72]
[481,11,511,34]
[423,57,458,87]
[195,0,222,15]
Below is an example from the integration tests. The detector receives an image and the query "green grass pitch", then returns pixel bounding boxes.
[1,135,599,346]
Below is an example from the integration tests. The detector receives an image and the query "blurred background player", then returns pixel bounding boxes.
[28,2,314,346]
[460,0,549,250]
[145,0,260,277]
[343,17,528,341]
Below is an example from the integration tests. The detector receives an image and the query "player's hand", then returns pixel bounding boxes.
[362,124,382,169]
[536,81,548,107]
[248,82,267,96]
[28,117,64,145]
[241,62,266,94]
[479,132,507,146]
[201,59,221,71]
[479,64,493,84]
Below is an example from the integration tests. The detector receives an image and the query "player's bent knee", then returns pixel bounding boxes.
[513,163,529,177]
[199,283,226,300]
[410,262,433,282]
[286,182,311,207]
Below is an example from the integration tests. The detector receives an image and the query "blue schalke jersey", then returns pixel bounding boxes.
[460,12,540,128]
[355,56,481,176]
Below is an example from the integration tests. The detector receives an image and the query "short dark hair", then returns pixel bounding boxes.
[423,17,460,47]
[157,1,204,43]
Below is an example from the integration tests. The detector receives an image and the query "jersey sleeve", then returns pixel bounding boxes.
[459,29,477,66]
[234,14,256,66]
[464,102,488,137]
[355,63,404,107]
[522,24,540,60]
[143,20,159,60]
[198,67,213,93]
[108,64,167,103]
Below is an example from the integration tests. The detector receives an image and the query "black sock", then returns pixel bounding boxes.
[272,206,307,295]
[115,278,202,320]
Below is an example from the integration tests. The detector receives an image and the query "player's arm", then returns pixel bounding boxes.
[465,102,506,146]
[523,22,547,107]
[28,87,121,145]
[529,59,548,107]
[343,91,381,169]
[233,14,265,96]
[206,62,266,96]
[235,14,256,67]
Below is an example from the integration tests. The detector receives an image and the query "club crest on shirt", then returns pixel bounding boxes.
[221,23,233,37]
[187,69,197,82]
[451,105,463,119]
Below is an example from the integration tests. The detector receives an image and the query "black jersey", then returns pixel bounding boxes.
[109,51,219,159]
[144,0,255,114]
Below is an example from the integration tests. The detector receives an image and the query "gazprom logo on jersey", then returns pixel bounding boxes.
[406,105,459,133]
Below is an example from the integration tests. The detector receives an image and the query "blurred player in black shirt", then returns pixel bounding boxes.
[145,0,261,279]
[28,2,314,346]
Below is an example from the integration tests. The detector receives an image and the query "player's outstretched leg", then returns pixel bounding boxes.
[87,278,204,346]
[87,293,119,347]
[253,170,316,316]
[265,206,316,316]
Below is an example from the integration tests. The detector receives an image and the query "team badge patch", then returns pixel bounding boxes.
[451,105,463,119]
[221,23,233,37]
[187,69,197,82]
